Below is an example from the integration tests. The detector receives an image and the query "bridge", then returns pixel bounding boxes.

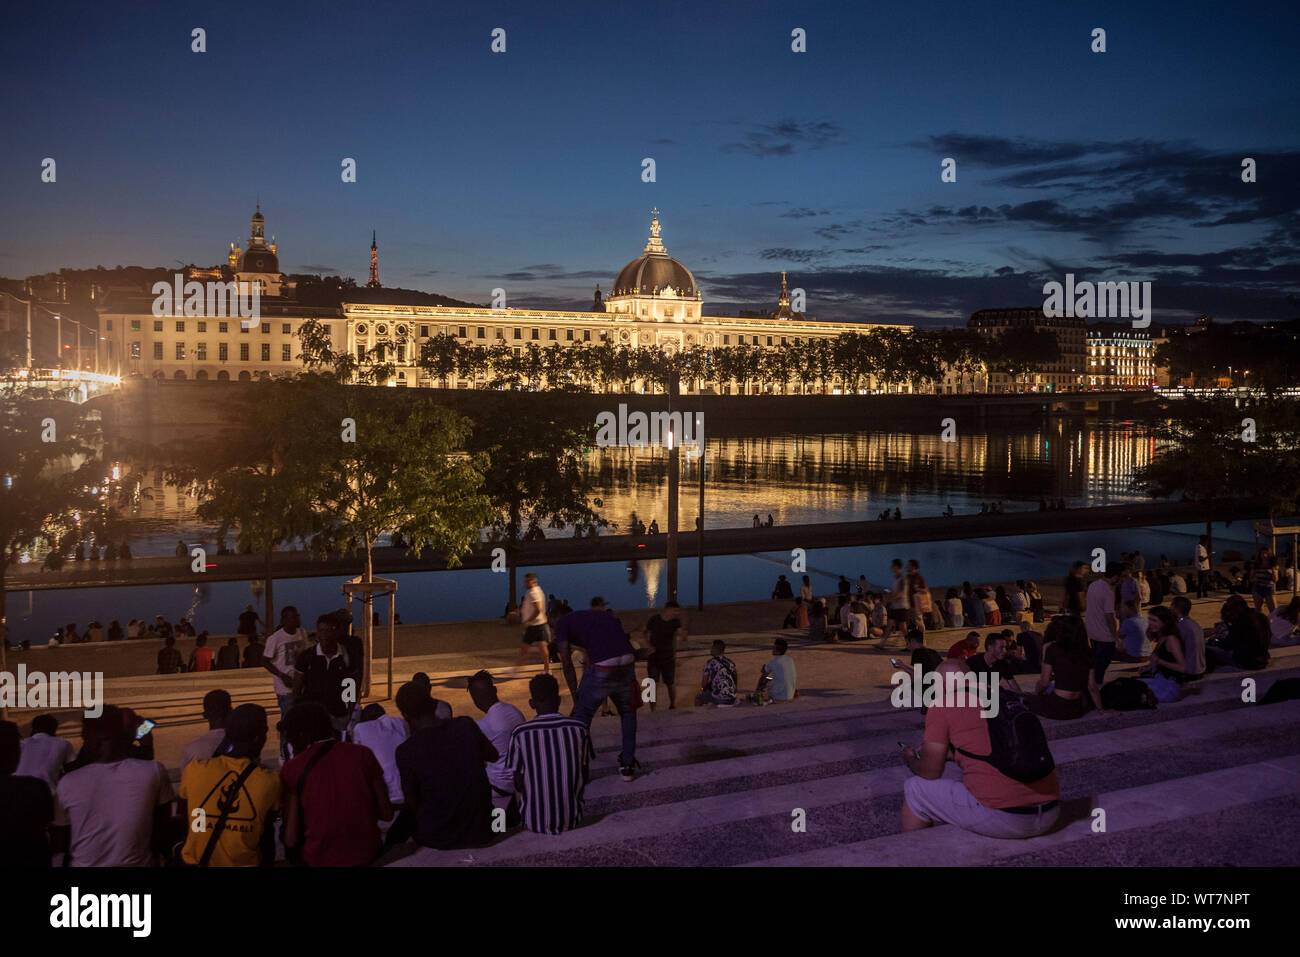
[5,368,121,403]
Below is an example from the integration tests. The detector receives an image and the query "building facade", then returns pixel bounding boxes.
[968,308,1087,392]
[1085,323,1154,389]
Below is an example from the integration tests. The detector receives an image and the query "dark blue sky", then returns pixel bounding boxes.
[2,0,1297,325]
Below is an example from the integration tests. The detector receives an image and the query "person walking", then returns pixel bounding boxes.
[513,573,552,675]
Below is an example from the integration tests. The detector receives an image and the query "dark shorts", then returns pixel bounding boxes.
[647,655,676,685]
[523,624,551,644]
[888,608,908,622]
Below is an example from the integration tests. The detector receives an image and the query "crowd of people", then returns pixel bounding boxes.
[4,539,1294,866]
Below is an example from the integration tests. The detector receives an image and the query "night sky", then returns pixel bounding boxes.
[2,0,1297,325]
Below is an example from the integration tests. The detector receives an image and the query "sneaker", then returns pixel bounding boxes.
[619,760,644,782]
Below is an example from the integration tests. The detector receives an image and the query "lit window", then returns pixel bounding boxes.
[130,342,140,359]
[218,343,228,361]
[282,343,291,361]
[261,343,270,361]
[175,342,185,360]
[196,343,207,360]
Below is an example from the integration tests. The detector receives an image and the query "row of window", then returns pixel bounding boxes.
[132,342,294,362]
[430,325,799,348]
[113,319,328,336]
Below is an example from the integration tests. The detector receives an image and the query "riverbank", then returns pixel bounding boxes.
[4,500,1259,591]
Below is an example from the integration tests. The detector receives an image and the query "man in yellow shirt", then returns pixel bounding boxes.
[179,704,281,867]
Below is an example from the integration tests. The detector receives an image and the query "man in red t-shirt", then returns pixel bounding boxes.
[281,702,392,866]
[900,659,1059,839]
[946,631,981,659]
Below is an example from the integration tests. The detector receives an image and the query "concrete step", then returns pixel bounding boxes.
[757,753,1300,867]
[385,698,1300,866]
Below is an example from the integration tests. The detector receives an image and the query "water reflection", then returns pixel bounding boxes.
[101,420,1158,554]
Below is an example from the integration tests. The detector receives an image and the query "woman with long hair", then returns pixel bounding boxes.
[1024,615,1105,719]
[1141,605,1189,682]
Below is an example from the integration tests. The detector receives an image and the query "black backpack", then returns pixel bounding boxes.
[956,693,1055,784]
[1101,676,1158,711]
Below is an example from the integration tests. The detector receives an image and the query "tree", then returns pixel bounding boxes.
[293,324,492,688]
[990,329,1060,391]
[0,380,105,712]
[1133,395,1300,559]
[164,379,319,631]
[462,392,607,605]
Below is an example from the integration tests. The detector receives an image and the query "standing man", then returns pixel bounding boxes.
[1085,564,1122,686]
[885,558,911,645]
[237,604,263,640]
[553,597,642,781]
[644,600,686,711]
[513,573,551,675]
[1196,536,1212,599]
[292,614,358,738]
[262,606,309,761]
[1170,596,1207,679]
[905,559,930,633]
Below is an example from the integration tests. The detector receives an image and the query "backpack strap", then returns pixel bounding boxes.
[198,758,261,867]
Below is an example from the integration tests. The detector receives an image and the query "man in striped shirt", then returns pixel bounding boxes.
[506,674,590,835]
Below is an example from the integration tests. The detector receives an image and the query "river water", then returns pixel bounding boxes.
[13,418,1237,644]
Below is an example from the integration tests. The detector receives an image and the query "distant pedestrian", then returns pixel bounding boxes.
[215,635,241,671]
[187,633,213,673]
[157,635,183,675]
[238,605,263,638]
[513,572,552,675]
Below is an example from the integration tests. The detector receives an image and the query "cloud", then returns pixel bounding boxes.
[780,207,830,219]
[296,264,342,274]
[721,120,845,157]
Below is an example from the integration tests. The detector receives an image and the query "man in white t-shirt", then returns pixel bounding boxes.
[1084,564,1122,685]
[351,702,409,809]
[52,707,174,867]
[513,572,551,675]
[758,638,798,702]
[16,715,76,791]
[468,670,526,811]
[261,605,309,760]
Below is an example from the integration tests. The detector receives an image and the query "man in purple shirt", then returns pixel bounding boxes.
[552,597,642,781]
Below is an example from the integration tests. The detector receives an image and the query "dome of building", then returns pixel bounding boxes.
[240,249,279,273]
[611,211,699,299]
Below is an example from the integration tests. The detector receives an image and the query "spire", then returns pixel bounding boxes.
[371,230,377,250]
[643,208,667,255]
[779,270,790,307]
[367,231,380,288]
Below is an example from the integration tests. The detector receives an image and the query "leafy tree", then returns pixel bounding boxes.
[0,381,105,709]
[461,392,606,604]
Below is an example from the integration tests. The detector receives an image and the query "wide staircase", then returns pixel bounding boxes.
[388,646,1300,867]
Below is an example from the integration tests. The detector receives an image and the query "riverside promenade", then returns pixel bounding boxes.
[4,499,1262,591]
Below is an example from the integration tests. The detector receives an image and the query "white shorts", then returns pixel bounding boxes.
[903,764,1059,839]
